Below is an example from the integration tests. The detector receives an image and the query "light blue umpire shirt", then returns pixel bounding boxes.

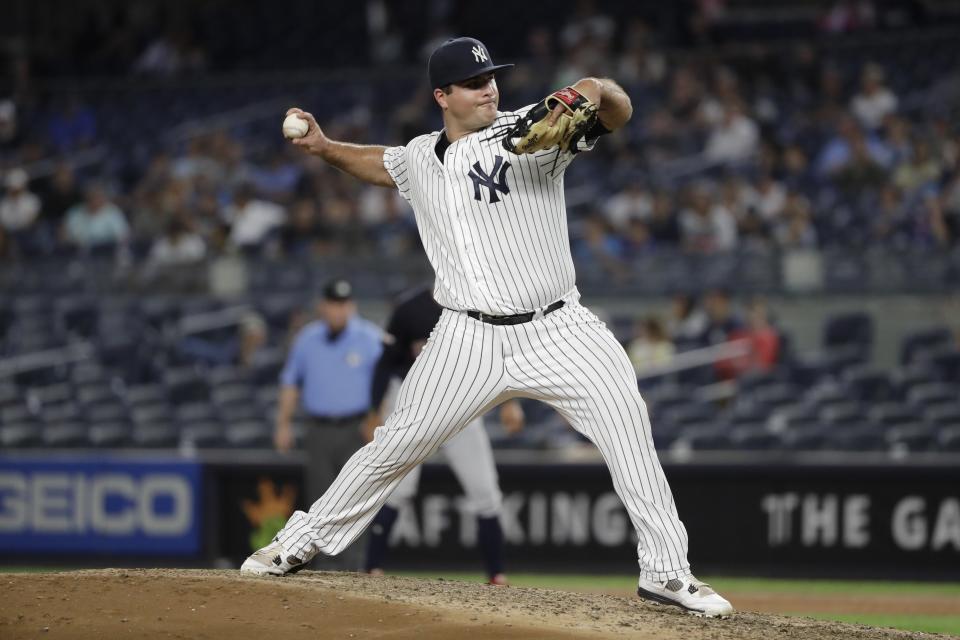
[280,316,384,418]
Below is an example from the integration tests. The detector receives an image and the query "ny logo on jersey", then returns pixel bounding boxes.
[468,155,511,204]
[471,45,487,63]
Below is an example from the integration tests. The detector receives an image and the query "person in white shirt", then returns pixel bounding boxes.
[64,183,130,249]
[850,63,897,131]
[0,168,40,233]
[223,183,285,249]
[704,101,759,164]
[148,217,207,265]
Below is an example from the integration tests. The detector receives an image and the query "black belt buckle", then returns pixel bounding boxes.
[467,300,564,325]
[311,412,365,425]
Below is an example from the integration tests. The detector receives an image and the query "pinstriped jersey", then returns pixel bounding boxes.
[383,106,594,316]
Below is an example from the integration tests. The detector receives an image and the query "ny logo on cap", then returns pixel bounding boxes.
[471,45,488,63]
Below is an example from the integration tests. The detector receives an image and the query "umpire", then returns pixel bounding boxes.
[274,277,383,568]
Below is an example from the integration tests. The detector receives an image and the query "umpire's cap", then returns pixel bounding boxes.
[428,37,513,89]
[322,278,353,302]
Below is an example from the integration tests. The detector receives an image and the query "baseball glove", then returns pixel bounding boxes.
[497,87,599,155]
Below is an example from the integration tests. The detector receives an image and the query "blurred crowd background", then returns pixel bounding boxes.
[1,0,959,455]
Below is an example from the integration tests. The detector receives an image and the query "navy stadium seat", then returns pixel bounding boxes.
[30,383,74,407]
[130,403,173,426]
[182,422,227,448]
[938,426,960,452]
[931,350,960,383]
[124,384,168,407]
[164,367,210,404]
[85,402,128,424]
[868,403,917,430]
[130,422,180,448]
[819,402,866,427]
[211,384,256,407]
[823,312,873,355]
[175,402,218,424]
[42,422,89,448]
[225,420,273,448]
[218,403,263,423]
[87,422,130,448]
[906,383,957,409]
[672,425,731,451]
[729,425,781,450]
[824,426,885,451]
[842,367,895,403]
[900,327,952,365]
[782,427,830,451]
[208,366,248,388]
[887,423,937,453]
[0,422,42,448]
[40,402,81,425]
[925,404,960,426]
[76,383,117,408]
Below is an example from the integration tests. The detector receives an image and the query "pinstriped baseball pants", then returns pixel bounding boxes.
[277,294,692,580]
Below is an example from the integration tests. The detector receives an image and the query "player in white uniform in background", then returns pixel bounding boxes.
[362,285,523,585]
[242,36,733,618]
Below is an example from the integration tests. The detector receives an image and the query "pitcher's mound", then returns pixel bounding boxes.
[0,569,944,639]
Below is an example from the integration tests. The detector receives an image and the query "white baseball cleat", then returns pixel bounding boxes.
[636,575,734,618]
[240,538,306,576]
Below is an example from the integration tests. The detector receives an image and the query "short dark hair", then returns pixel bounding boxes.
[441,85,453,95]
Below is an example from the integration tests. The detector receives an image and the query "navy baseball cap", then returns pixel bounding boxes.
[428,37,513,89]
[322,278,353,302]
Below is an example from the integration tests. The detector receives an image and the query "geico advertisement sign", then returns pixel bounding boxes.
[0,458,201,554]
[0,472,192,535]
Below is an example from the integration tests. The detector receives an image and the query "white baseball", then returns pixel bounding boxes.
[282,114,309,139]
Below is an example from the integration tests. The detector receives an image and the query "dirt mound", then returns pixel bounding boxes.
[1,569,950,639]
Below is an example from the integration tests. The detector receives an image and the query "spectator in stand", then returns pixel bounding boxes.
[249,148,303,203]
[893,139,942,194]
[850,63,897,131]
[941,171,960,242]
[749,173,787,224]
[834,132,889,193]
[223,183,286,252]
[704,100,759,165]
[177,312,269,370]
[35,162,81,236]
[925,190,954,248]
[147,216,207,266]
[716,297,781,379]
[644,191,679,245]
[0,226,11,262]
[628,316,676,374]
[775,192,818,249]
[63,183,130,250]
[604,181,653,232]
[871,185,907,246]
[679,184,738,253]
[278,198,330,258]
[0,99,22,152]
[882,116,912,166]
[574,214,628,279]
[668,293,709,346]
[0,168,42,255]
[779,145,814,192]
[702,288,743,346]
[47,96,97,152]
[816,115,893,179]
[624,218,655,257]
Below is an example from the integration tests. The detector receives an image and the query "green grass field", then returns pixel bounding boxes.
[3,567,958,636]
[391,571,960,636]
